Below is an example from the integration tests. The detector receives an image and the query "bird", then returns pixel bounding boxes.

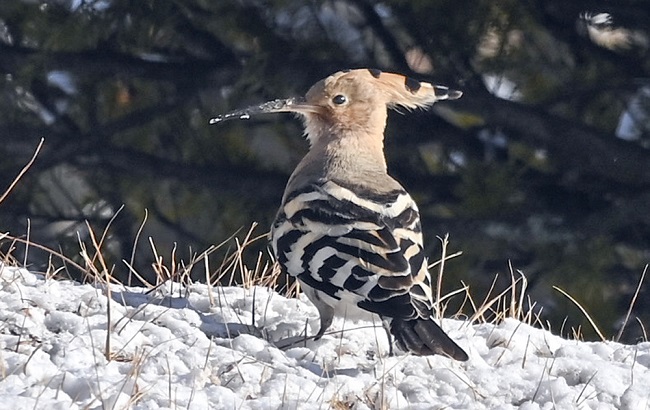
[211,68,469,361]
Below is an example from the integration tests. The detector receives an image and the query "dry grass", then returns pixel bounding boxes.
[2,216,647,348]
[433,237,546,331]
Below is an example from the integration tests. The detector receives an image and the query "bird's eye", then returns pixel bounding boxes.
[332,94,347,105]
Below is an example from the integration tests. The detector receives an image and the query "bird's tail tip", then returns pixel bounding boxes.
[390,317,469,361]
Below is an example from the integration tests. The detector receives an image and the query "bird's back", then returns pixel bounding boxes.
[271,171,425,316]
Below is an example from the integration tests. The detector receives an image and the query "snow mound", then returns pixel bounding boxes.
[0,265,648,409]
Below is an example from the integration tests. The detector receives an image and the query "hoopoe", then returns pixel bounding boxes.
[211,69,469,361]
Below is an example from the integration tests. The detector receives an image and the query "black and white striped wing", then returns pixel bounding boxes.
[271,180,435,320]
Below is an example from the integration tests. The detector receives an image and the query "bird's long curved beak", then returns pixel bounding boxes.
[209,97,317,124]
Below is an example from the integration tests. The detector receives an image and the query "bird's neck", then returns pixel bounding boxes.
[285,130,395,199]
[302,129,387,186]
[321,131,388,177]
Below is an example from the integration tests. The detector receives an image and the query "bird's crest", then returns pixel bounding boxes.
[363,68,462,110]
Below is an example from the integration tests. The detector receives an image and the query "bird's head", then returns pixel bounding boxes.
[211,68,461,146]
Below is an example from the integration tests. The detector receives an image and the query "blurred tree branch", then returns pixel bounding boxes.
[453,89,650,186]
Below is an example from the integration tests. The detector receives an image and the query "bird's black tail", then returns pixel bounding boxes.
[390,317,468,361]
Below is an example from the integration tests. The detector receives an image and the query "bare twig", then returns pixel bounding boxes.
[0,138,44,204]
[615,265,648,342]
[553,286,607,342]
[435,234,450,320]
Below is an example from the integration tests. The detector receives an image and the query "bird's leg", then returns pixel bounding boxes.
[314,304,334,340]
[302,285,336,340]
[382,319,395,356]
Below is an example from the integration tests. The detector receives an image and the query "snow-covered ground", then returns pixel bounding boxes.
[0,264,648,409]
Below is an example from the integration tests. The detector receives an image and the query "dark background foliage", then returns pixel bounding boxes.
[1,0,649,342]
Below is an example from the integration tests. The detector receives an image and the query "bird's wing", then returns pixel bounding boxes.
[271,179,435,320]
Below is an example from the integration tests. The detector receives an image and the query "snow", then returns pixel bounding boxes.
[0,265,648,409]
